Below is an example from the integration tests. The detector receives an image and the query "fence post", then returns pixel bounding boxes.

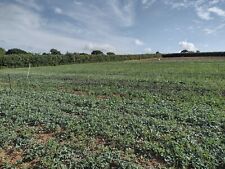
[27,63,31,80]
[8,74,12,90]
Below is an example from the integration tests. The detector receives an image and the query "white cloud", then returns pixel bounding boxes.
[164,1,186,9]
[0,4,42,30]
[203,28,215,34]
[203,28,213,34]
[73,0,82,6]
[142,0,148,4]
[54,7,63,14]
[196,7,212,20]
[209,0,224,5]
[0,4,86,53]
[163,0,195,9]
[15,0,42,11]
[195,6,225,21]
[163,0,225,20]
[203,23,225,34]
[108,0,135,27]
[208,7,225,17]
[135,39,144,46]
[61,0,135,34]
[164,0,223,9]
[83,43,116,53]
[0,2,140,54]
[179,41,198,51]
[144,48,152,53]
[141,0,156,8]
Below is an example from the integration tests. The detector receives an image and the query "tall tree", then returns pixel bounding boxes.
[91,50,104,55]
[6,48,27,55]
[50,49,61,55]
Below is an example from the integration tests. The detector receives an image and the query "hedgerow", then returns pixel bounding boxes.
[0,53,156,68]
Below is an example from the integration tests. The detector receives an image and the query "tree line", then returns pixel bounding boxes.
[159,49,224,57]
[0,48,156,68]
[162,51,225,58]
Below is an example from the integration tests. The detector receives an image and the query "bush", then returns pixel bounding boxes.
[107,52,115,55]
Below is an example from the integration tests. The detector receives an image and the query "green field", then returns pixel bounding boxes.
[0,59,224,168]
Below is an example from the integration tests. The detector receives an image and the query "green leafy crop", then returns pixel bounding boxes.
[0,58,224,168]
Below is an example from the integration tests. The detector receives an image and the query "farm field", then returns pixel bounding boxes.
[0,58,224,168]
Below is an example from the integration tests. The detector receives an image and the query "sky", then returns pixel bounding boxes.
[1,0,225,54]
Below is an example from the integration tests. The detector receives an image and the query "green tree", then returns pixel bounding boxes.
[79,53,88,55]
[107,52,115,55]
[50,49,61,55]
[181,49,189,53]
[91,50,104,55]
[6,48,27,55]
[0,47,5,56]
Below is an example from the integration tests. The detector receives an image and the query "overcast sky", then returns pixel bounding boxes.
[1,0,225,54]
